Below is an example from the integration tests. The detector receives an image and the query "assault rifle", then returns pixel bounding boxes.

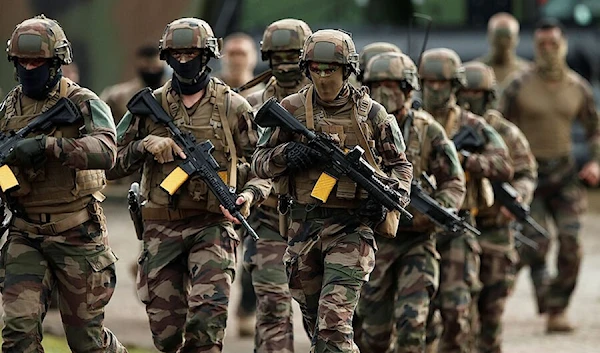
[254,98,412,219]
[410,175,480,237]
[126,88,259,241]
[0,97,83,193]
[452,125,551,240]
[128,182,144,240]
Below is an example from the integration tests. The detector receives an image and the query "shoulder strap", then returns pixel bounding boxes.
[305,85,315,129]
[350,98,386,177]
[59,77,68,98]
[212,83,237,189]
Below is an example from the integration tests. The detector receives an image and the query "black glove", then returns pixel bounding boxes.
[358,197,388,225]
[4,135,47,168]
[284,142,324,171]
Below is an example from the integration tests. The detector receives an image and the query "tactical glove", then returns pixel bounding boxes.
[284,142,324,171]
[358,197,388,226]
[141,135,185,164]
[4,135,47,168]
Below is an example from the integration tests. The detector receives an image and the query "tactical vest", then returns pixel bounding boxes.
[0,78,106,214]
[288,85,377,207]
[443,106,494,213]
[141,78,240,213]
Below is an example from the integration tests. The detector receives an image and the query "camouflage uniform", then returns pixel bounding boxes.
[251,30,413,353]
[100,78,146,125]
[0,16,126,353]
[109,18,271,353]
[419,49,513,353]
[458,61,537,353]
[498,50,600,319]
[242,18,313,353]
[353,42,403,85]
[354,52,466,353]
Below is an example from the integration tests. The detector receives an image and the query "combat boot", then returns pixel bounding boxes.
[546,311,575,333]
[237,313,255,337]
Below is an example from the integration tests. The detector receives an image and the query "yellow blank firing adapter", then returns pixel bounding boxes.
[311,172,338,202]
[160,166,189,195]
[0,165,19,193]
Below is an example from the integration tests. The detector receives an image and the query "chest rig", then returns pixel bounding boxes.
[0,78,106,214]
[289,85,378,207]
[443,107,494,213]
[142,79,239,212]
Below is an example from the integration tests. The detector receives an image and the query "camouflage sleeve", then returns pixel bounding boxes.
[45,98,117,170]
[462,117,513,182]
[575,77,600,163]
[370,105,413,195]
[250,96,297,179]
[105,111,146,179]
[489,114,537,205]
[426,121,466,209]
[229,91,272,205]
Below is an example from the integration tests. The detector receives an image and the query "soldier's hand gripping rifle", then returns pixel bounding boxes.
[452,125,550,242]
[128,182,144,240]
[411,175,480,236]
[255,98,412,220]
[126,88,259,241]
[0,97,83,193]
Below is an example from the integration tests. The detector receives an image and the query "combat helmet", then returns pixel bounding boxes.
[358,42,402,80]
[300,29,359,78]
[363,52,419,91]
[159,18,222,60]
[7,14,72,65]
[462,61,497,95]
[260,19,312,61]
[418,48,466,88]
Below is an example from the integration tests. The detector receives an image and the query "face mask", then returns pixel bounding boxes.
[370,85,405,114]
[423,84,453,111]
[457,95,487,116]
[272,64,303,83]
[16,61,61,100]
[139,68,165,89]
[167,55,203,80]
[310,66,344,102]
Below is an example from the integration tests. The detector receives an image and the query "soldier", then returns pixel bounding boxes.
[0,15,127,352]
[243,18,313,353]
[476,12,531,90]
[355,52,466,353]
[419,48,513,353]
[355,41,402,84]
[498,19,600,333]
[101,44,167,124]
[108,18,271,352]
[218,32,263,97]
[457,61,537,353]
[251,29,413,352]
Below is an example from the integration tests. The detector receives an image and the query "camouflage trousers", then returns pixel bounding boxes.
[0,208,127,353]
[137,216,239,353]
[355,235,440,353]
[284,211,375,353]
[516,175,586,314]
[475,227,518,353]
[243,223,294,353]
[426,232,482,353]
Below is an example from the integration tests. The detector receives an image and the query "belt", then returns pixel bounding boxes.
[141,207,208,221]
[289,205,348,221]
[13,208,91,235]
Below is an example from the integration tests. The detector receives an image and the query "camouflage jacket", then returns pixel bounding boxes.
[246,76,311,107]
[109,77,271,210]
[100,78,145,125]
[252,83,413,206]
[498,65,600,164]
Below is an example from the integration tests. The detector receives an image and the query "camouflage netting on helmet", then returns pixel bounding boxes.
[260,18,312,60]
[300,29,359,75]
[462,61,496,91]
[418,48,466,87]
[363,52,419,91]
[7,14,72,65]
[359,42,402,73]
[159,18,221,60]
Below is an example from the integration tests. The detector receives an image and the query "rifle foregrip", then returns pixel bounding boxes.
[160,166,189,195]
[0,164,19,193]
